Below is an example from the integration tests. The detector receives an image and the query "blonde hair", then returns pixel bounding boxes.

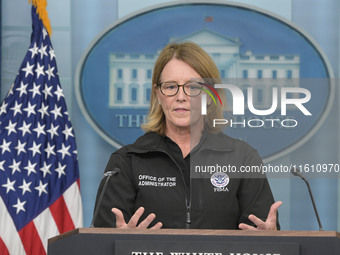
[142,41,226,135]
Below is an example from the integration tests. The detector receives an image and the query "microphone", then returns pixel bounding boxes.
[290,167,324,231]
[90,168,121,227]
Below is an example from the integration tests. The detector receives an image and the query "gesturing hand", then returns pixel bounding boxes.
[238,201,282,231]
[111,207,163,229]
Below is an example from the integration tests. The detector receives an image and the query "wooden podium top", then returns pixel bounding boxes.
[48,228,340,255]
[49,228,340,244]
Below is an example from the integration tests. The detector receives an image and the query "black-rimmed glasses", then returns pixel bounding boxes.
[156,82,204,96]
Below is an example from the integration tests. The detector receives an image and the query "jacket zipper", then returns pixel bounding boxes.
[156,149,191,228]
[181,169,191,229]
[190,146,233,217]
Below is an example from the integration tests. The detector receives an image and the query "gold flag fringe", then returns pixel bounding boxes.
[29,0,52,36]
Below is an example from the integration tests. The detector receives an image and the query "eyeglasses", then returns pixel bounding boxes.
[156,81,204,97]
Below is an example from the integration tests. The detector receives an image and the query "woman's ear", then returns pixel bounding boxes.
[154,84,162,105]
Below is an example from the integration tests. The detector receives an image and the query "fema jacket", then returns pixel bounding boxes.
[93,131,279,229]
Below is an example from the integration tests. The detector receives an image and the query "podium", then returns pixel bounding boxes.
[48,228,340,255]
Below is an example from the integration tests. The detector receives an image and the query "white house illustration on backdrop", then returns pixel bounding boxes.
[108,29,300,109]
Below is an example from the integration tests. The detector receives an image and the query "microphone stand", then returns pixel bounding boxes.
[90,169,119,227]
[291,167,324,231]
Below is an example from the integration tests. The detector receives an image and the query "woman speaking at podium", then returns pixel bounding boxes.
[93,42,281,230]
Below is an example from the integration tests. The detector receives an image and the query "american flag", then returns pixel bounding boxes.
[0,6,83,255]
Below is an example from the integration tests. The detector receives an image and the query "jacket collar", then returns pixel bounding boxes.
[126,131,234,154]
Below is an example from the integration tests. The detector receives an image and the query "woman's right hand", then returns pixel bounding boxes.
[111,207,163,229]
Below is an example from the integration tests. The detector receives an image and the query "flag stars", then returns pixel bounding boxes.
[19,179,32,196]
[40,162,52,178]
[47,123,59,139]
[45,64,55,80]
[33,122,46,138]
[29,82,41,99]
[57,144,71,159]
[62,124,74,140]
[13,198,27,214]
[21,62,34,78]
[35,62,45,79]
[15,140,27,156]
[55,162,66,178]
[49,47,56,61]
[5,120,17,136]
[38,42,48,59]
[2,178,16,194]
[9,159,21,175]
[0,101,8,115]
[10,101,23,116]
[42,84,53,100]
[16,82,29,97]
[18,121,32,136]
[28,42,39,58]
[54,85,64,101]
[37,102,49,119]
[42,28,48,40]
[45,142,56,158]
[29,141,42,157]
[64,111,71,122]
[35,181,48,196]
[8,83,14,96]
[0,139,12,154]
[0,160,5,171]
[51,104,62,120]
[23,102,36,117]
[24,160,37,176]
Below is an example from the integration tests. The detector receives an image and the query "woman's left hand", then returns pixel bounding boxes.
[238,201,282,231]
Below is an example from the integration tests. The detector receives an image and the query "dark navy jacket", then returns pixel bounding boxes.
[93,131,278,229]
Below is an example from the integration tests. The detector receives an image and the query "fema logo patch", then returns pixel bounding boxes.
[211,172,230,191]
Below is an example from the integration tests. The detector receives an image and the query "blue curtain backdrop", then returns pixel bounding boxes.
[1,0,339,231]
